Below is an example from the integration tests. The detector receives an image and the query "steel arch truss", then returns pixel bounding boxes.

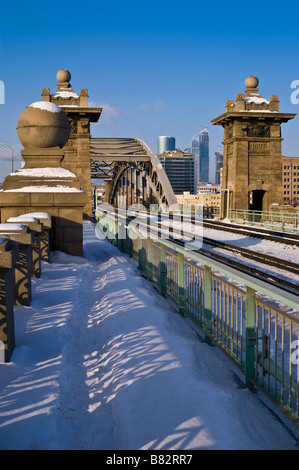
[90,138,177,208]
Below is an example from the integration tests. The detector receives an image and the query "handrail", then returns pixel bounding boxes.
[230,208,299,233]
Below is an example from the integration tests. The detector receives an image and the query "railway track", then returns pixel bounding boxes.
[200,236,299,276]
[172,237,299,296]
[164,214,299,246]
[97,209,299,296]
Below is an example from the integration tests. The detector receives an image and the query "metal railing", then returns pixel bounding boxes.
[177,204,220,218]
[230,209,299,233]
[95,209,299,422]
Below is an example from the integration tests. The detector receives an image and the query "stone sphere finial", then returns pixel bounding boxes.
[245,75,259,89]
[57,69,71,83]
[17,101,70,149]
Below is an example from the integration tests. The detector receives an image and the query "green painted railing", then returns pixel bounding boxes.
[95,209,299,423]
[230,209,299,232]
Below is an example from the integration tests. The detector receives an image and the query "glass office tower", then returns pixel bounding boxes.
[157,136,176,155]
[199,129,209,183]
[191,137,200,186]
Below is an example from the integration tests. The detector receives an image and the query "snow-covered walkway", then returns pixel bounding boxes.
[0,221,298,450]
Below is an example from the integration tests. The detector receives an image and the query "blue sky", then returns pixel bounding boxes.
[0,0,299,181]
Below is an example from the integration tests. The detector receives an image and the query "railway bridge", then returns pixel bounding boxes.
[0,68,298,444]
[90,137,177,209]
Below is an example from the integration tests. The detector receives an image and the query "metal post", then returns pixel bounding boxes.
[160,244,166,297]
[119,222,125,252]
[110,214,116,242]
[126,169,129,208]
[107,215,111,241]
[178,252,185,315]
[147,238,153,281]
[136,171,140,204]
[128,168,132,207]
[138,235,143,270]
[115,220,119,247]
[130,168,135,205]
[142,176,146,206]
[246,286,256,389]
[204,266,213,345]
[226,190,230,219]
[128,228,133,258]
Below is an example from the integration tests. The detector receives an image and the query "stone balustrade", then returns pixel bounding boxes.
[0,238,19,362]
[0,223,33,307]
[7,216,44,278]
[0,212,52,362]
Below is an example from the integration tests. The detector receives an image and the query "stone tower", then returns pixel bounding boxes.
[0,101,87,256]
[211,76,296,218]
[41,69,102,219]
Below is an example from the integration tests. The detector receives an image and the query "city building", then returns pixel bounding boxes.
[159,150,196,194]
[199,129,209,183]
[157,136,175,155]
[282,156,299,206]
[191,136,200,185]
[197,183,220,193]
[176,191,220,207]
[215,149,223,185]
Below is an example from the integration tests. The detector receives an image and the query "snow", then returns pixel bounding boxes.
[0,221,298,450]
[10,168,76,178]
[246,109,277,113]
[29,102,62,114]
[201,226,299,264]
[51,91,79,99]
[23,213,51,220]
[0,223,27,231]
[7,216,38,223]
[245,96,270,104]
[4,186,84,193]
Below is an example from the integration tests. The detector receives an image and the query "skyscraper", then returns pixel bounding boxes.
[191,137,200,186]
[157,136,175,155]
[215,149,223,185]
[199,129,209,183]
[159,150,196,194]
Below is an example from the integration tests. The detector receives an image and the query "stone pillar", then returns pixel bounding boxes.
[211,76,296,215]
[41,69,102,219]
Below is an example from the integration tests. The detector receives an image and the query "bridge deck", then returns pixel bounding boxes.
[0,221,297,450]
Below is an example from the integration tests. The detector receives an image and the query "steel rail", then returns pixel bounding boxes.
[200,236,299,276]
[201,218,299,245]
[125,210,299,245]
[97,208,299,296]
